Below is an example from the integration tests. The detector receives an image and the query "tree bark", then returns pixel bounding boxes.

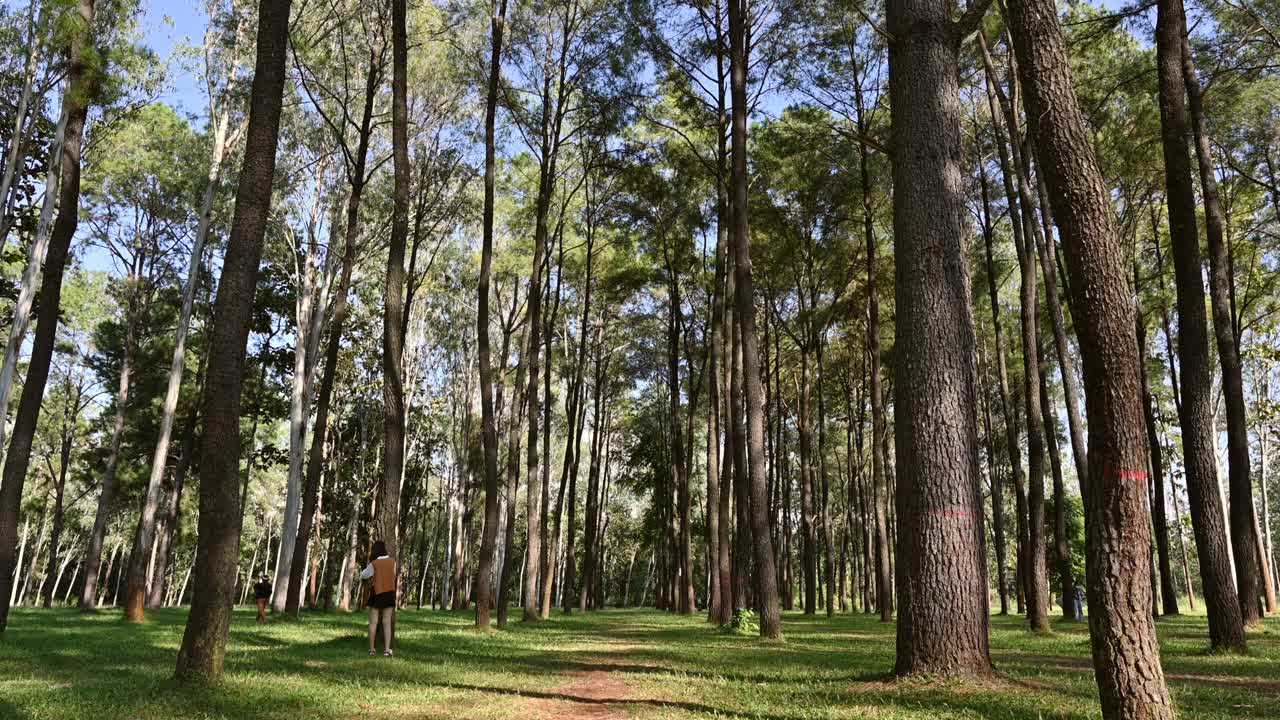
[1153,0,1247,650]
[380,0,410,577]
[886,0,991,676]
[474,0,508,632]
[728,0,780,639]
[977,161,1012,616]
[0,0,97,634]
[1004,0,1176,714]
[1017,164,1050,634]
[175,0,291,683]
[705,173,727,624]
[0,106,67,470]
[1178,16,1263,625]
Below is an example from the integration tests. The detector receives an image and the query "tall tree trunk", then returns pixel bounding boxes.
[666,260,693,615]
[0,106,67,468]
[175,0,291,682]
[977,161,1012,616]
[863,112,894,625]
[0,0,97,633]
[380,0,410,578]
[1153,0,1247,650]
[0,1,47,254]
[564,226,597,615]
[886,0,991,676]
[1004,0,1176,714]
[1035,198,1088,488]
[580,338,606,611]
[41,377,79,607]
[497,329,529,627]
[83,288,142,611]
[1017,167,1050,634]
[1040,356,1077,620]
[1179,18,1262,625]
[798,344,817,615]
[522,178,549,623]
[816,337,836,617]
[1137,282,1181,616]
[1261,424,1279,611]
[728,0,780,639]
[980,32,1089,495]
[474,0,508,631]
[705,187,727,623]
[150,411,198,608]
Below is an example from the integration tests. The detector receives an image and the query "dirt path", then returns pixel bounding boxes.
[523,665,638,720]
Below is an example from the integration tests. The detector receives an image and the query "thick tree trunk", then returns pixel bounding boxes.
[1153,0,1247,650]
[728,0,780,641]
[1004,0,1176,714]
[175,0,291,683]
[1179,20,1262,625]
[0,0,96,633]
[886,0,991,676]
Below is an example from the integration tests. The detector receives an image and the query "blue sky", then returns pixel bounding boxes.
[139,1,208,119]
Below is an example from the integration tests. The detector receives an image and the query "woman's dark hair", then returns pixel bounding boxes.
[372,540,388,558]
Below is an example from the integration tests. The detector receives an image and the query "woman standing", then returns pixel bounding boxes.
[360,540,395,656]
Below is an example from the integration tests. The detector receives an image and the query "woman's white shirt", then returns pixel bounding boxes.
[360,554,390,581]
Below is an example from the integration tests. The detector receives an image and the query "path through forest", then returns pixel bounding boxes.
[1,608,1277,719]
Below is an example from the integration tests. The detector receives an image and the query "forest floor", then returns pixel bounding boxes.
[0,605,1276,719]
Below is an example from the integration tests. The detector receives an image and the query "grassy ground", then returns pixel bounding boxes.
[0,605,1276,719]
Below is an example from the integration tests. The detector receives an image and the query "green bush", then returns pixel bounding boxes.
[725,608,759,635]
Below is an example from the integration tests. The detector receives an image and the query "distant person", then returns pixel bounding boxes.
[360,540,396,656]
[1073,584,1085,618]
[254,575,272,622]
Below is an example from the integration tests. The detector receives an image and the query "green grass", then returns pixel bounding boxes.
[0,605,1276,719]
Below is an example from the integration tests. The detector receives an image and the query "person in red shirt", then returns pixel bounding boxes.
[359,540,396,656]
